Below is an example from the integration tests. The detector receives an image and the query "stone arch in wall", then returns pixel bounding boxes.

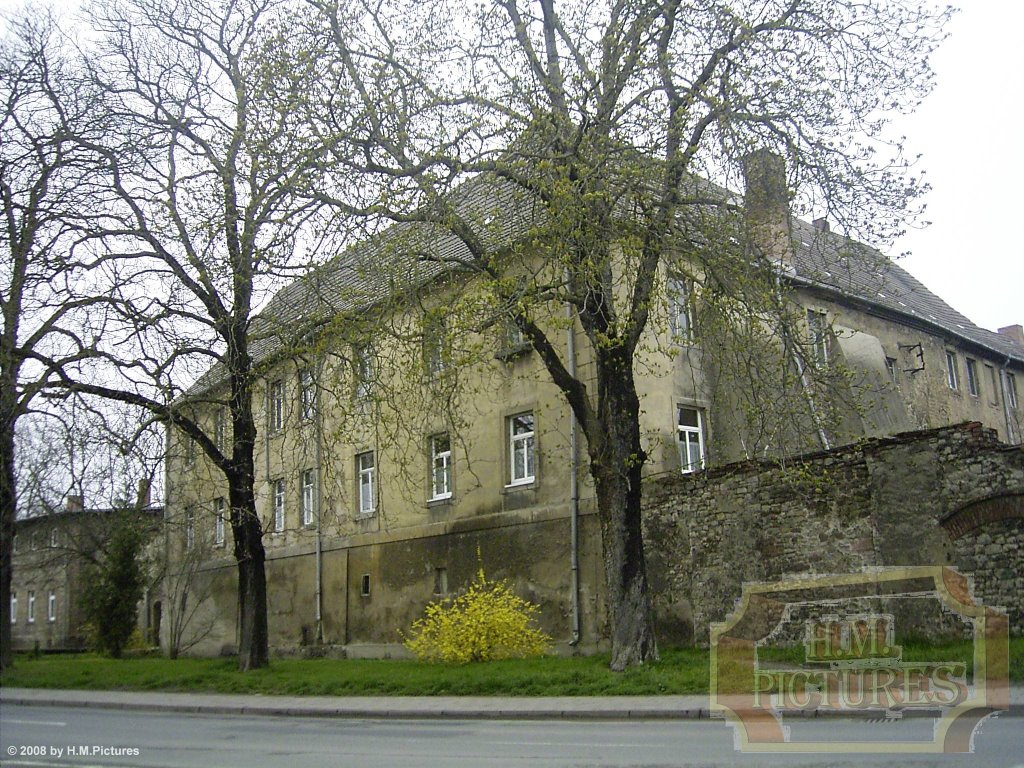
[941,494,1024,636]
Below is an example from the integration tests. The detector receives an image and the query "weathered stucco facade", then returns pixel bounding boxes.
[160,176,1023,657]
[9,500,162,652]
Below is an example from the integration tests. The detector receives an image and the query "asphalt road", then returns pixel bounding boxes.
[1,704,1021,768]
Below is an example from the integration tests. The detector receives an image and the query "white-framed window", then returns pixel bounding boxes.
[299,368,316,421]
[430,434,453,500]
[273,478,286,532]
[667,274,694,342]
[945,351,959,390]
[807,309,828,365]
[49,528,58,548]
[301,469,316,526]
[354,345,374,399]
[1008,373,1019,410]
[504,320,526,349]
[214,497,226,546]
[47,591,56,623]
[677,406,705,474]
[885,357,899,387]
[496,317,529,358]
[357,451,376,515]
[986,365,1000,405]
[423,314,448,377]
[185,508,195,550]
[183,430,196,465]
[269,379,285,431]
[966,358,980,397]
[215,408,228,453]
[27,590,35,624]
[9,593,16,624]
[508,412,536,486]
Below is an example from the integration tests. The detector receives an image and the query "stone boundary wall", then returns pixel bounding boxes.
[643,422,1024,644]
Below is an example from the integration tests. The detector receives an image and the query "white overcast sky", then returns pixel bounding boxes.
[892,1,1024,333]
[4,0,1019,332]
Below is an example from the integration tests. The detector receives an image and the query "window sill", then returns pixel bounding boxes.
[495,343,531,362]
[503,479,536,492]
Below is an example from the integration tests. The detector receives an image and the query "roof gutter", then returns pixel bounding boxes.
[790,274,1024,368]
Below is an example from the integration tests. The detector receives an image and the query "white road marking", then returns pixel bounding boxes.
[1,719,67,727]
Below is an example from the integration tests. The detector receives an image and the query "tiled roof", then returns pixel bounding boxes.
[188,176,1021,395]
[790,217,1022,362]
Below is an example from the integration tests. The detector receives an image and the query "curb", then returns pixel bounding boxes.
[2,692,1019,721]
[0,694,711,721]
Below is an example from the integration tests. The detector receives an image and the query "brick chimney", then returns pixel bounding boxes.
[65,495,84,512]
[742,149,795,271]
[997,324,1023,347]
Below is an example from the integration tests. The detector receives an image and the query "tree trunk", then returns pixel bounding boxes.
[591,347,659,671]
[229,477,268,671]
[0,411,15,672]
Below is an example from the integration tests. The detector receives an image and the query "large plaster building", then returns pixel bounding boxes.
[162,171,1023,657]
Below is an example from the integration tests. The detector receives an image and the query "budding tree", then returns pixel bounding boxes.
[44,0,339,670]
[301,0,950,668]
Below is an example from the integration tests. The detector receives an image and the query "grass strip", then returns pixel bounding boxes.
[2,639,1019,697]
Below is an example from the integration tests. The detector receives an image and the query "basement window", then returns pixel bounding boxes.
[360,574,371,597]
[434,567,448,595]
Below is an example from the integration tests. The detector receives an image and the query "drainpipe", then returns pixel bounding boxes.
[314,362,324,644]
[566,295,581,646]
[790,342,832,451]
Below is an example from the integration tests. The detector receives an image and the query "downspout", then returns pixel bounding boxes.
[772,274,832,451]
[566,294,581,646]
[314,363,324,644]
[790,340,832,451]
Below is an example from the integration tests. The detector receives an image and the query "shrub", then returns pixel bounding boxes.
[403,567,551,663]
[81,515,147,658]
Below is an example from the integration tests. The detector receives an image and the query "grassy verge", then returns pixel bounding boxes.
[0,648,708,697]
[2,639,1019,697]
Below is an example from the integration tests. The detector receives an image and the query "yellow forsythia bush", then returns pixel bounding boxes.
[403,567,551,663]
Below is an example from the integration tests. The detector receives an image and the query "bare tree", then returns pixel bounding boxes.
[158,535,217,659]
[40,0,341,670]
[0,6,112,670]
[301,0,951,669]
